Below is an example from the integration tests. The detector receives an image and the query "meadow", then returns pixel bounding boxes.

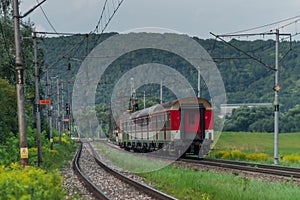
[210,132,300,166]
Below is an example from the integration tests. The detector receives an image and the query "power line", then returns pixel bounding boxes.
[210,32,276,71]
[226,14,300,35]
[94,0,125,34]
[34,0,126,71]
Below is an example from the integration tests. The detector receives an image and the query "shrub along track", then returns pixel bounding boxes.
[73,141,178,200]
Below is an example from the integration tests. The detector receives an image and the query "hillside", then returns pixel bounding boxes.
[41,33,300,112]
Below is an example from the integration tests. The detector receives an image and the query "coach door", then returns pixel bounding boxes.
[181,104,205,140]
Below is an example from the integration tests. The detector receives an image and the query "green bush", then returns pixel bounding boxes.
[213,150,246,160]
[0,163,64,200]
[213,150,270,162]
[214,150,230,159]
[282,154,300,163]
[246,153,269,161]
[230,150,246,160]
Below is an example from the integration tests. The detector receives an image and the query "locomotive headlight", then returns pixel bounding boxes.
[273,85,280,92]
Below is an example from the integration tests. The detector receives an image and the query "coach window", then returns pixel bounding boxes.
[166,112,170,129]
[189,112,195,125]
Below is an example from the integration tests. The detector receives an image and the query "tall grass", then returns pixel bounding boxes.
[140,166,300,200]
[95,142,169,173]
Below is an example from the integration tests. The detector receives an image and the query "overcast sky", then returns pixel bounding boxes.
[20,0,300,39]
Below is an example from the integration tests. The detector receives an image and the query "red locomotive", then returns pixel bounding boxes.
[117,97,214,157]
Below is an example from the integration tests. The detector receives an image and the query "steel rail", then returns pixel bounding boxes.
[86,142,178,200]
[180,158,300,178]
[73,142,111,200]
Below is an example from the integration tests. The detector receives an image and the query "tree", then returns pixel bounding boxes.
[280,104,300,132]
[223,106,273,132]
[0,78,17,143]
[0,1,36,142]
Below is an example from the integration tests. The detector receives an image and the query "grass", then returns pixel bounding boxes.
[212,132,300,156]
[94,142,170,173]
[139,165,300,200]
[213,132,300,154]
[209,132,300,167]
[28,136,79,170]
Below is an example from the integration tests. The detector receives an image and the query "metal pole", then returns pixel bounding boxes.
[160,80,163,104]
[67,63,71,135]
[198,66,201,98]
[274,29,279,165]
[49,108,53,149]
[13,0,28,167]
[57,76,61,144]
[143,91,146,109]
[33,32,42,166]
[46,66,53,149]
[61,81,64,131]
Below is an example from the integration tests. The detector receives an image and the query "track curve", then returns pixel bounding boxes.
[73,141,178,200]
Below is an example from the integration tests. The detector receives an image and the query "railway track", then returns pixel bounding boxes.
[179,157,300,178]
[91,140,300,180]
[73,141,178,200]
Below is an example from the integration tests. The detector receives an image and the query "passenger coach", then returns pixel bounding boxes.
[117,97,214,157]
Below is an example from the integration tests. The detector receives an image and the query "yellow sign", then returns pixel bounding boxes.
[20,148,28,159]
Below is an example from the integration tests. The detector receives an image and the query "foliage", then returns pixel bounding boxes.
[223,106,274,132]
[280,104,300,132]
[212,150,270,162]
[41,135,78,170]
[229,150,246,160]
[95,103,111,137]
[1,128,79,198]
[245,153,269,162]
[0,1,38,143]
[0,78,17,142]
[224,104,300,132]
[282,154,300,163]
[0,163,64,200]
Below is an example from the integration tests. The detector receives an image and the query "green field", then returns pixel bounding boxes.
[209,132,300,166]
[212,132,300,155]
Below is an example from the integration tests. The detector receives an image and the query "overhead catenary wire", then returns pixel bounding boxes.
[35,0,60,36]
[210,32,276,71]
[226,14,300,35]
[94,0,125,34]
[34,0,125,71]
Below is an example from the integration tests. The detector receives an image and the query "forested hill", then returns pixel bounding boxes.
[42,33,300,112]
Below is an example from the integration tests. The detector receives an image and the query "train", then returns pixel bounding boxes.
[117,97,214,158]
